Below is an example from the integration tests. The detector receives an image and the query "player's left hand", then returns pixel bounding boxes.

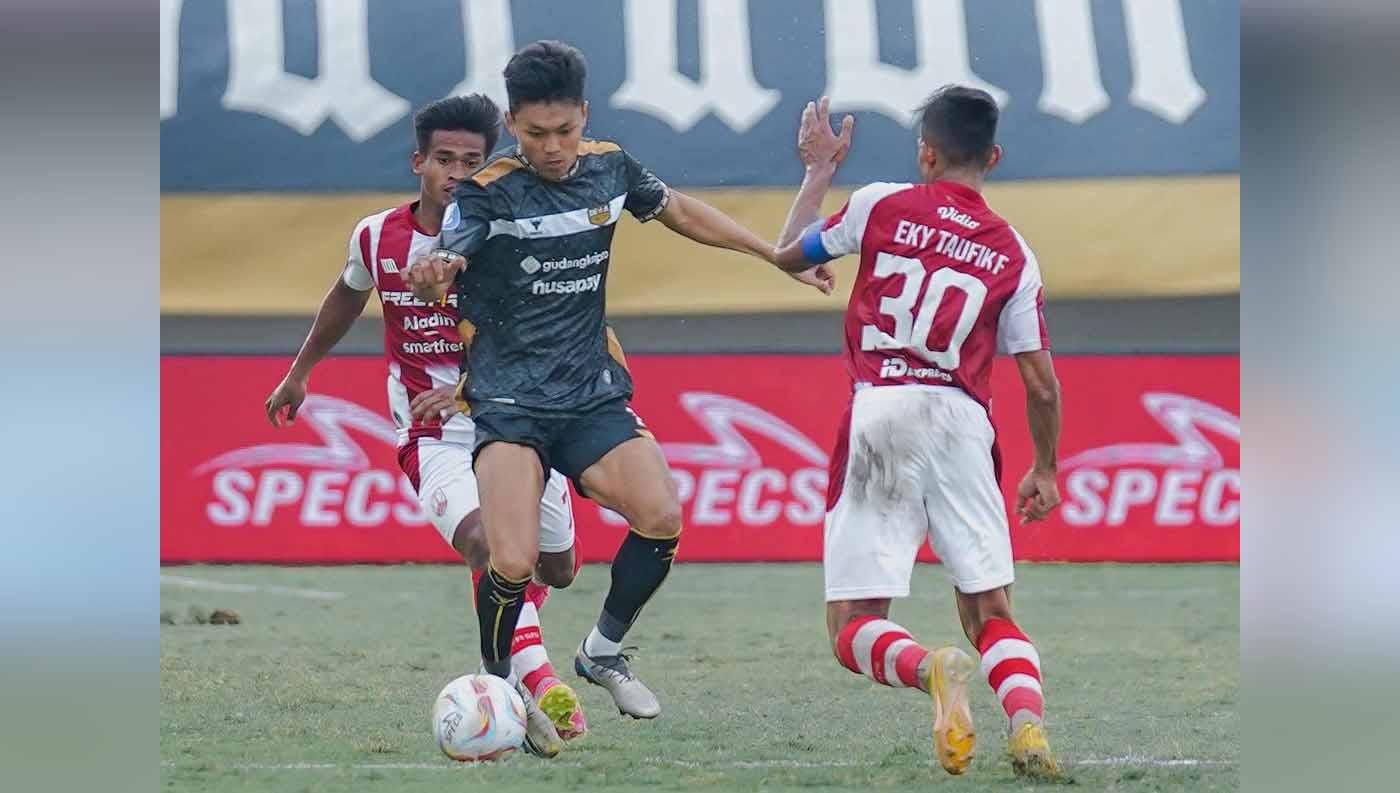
[798,96,854,170]
[789,263,836,295]
[265,375,307,427]
[406,250,464,303]
[409,386,461,423]
[1016,467,1061,524]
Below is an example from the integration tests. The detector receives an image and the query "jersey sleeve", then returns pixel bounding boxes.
[621,149,670,222]
[998,232,1051,354]
[797,182,908,264]
[439,180,494,257]
[341,220,375,291]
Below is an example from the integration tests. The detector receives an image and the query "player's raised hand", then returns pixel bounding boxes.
[409,385,462,424]
[265,375,307,427]
[788,263,836,296]
[1015,467,1062,524]
[798,96,855,170]
[406,249,465,303]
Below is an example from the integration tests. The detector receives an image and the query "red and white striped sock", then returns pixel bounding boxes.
[511,600,561,699]
[834,615,932,690]
[470,570,557,698]
[977,618,1044,730]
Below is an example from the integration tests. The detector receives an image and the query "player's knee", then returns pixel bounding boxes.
[488,548,537,583]
[632,502,683,540]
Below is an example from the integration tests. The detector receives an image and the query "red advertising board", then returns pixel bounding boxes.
[160,355,1238,564]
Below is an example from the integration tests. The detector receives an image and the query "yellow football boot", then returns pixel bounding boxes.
[1008,720,1064,781]
[927,646,977,775]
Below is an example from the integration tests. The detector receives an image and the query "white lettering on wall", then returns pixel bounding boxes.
[824,0,1008,126]
[612,0,779,132]
[165,0,1210,137]
[1032,0,1110,123]
[446,0,513,108]
[223,0,410,141]
[1122,0,1206,123]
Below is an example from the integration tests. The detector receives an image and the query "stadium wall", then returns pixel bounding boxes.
[161,354,1238,564]
[160,176,1238,316]
[161,0,1238,190]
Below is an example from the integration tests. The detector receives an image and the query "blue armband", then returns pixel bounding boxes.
[799,224,835,264]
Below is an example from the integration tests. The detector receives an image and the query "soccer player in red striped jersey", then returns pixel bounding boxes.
[773,89,1065,780]
[263,95,584,757]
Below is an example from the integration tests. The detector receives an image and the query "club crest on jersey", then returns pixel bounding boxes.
[431,488,449,517]
[442,202,461,231]
[519,256,542,275]
[379,258,398,273]
[588,204,611,225]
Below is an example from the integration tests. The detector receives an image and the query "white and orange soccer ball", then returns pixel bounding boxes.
[431,674,527,762]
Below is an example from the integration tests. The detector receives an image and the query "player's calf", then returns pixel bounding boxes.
[829,604,976,775]
[975,616,1045,733]
[474,563,531,678]
[956,588,1048,734]
[573,438,681,718]
[573,526,675,720]
[468,569,588,741]
[971,613,1063,780]
[830,610,931,690]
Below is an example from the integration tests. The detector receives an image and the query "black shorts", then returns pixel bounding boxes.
[470,398,652,497]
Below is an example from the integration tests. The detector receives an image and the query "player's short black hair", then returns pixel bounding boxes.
[917,85,1000,169]
[503,40,588,111]
[413,94,502,154]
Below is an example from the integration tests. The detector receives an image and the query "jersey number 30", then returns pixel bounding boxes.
[860,252,987,370]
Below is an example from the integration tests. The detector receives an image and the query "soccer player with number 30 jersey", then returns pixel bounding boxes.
[774,87,1066,781]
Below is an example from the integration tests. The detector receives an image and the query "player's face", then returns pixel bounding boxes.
[412,129,489,206]
[507,101,588,182]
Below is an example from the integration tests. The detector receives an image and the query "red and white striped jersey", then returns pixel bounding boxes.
[801,180,1050,410]
[342,202,472,447]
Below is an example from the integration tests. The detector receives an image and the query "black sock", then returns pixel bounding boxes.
[598,532,679,643]
[476,565,529,678]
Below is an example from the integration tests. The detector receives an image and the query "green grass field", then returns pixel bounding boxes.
[161,563,1237,791]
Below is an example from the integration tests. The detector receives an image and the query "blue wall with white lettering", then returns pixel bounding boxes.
[160,0,1238,190]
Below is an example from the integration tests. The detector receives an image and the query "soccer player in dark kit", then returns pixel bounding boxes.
[406,40,831,737]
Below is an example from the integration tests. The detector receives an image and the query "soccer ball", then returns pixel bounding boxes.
[431,674,527,762]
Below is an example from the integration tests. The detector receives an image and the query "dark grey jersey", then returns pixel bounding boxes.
[439,140,669,413]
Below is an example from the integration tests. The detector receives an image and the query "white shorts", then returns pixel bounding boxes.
[401,437,576,553]
[824,385,1013,600]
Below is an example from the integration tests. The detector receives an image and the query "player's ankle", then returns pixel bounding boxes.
[915,654,934,694]
[1010,710,1042,733]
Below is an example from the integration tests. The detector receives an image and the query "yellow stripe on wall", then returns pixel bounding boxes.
[160,175,1237,316]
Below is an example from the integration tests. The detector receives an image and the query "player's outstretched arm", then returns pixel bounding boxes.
[657,191,833,294]
[1013,350,1063,523]
[265,277,373,426]
[656,190,776,264]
